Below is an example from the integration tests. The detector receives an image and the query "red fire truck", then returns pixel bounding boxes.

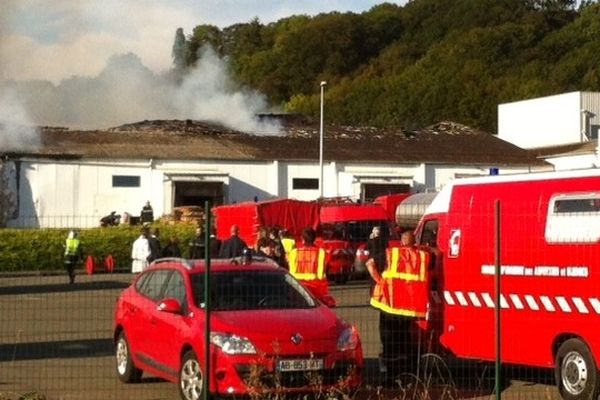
[415,169,600,400]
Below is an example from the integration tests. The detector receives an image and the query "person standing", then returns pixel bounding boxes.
[63,230,82,284]
[162,236,182,258]
[368,231,430,382]
[288,227,330,301]
[140,201,154,224]
[131,227,151,273]
[147,227,161,263]
[189,227,206,259]
[218,224,247,258]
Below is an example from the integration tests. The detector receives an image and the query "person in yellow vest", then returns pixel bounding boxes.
[367,231,430,382]
[64,230,83,284]
[279,228,297,269]
[288,227,329,301]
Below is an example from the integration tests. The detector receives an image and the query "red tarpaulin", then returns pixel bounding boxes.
[319,204,387,223]
[213,199,320,246]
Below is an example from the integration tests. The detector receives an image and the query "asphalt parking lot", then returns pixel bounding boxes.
[0,272,560,400]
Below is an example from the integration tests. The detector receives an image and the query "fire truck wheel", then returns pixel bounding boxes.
[555,338,599,400]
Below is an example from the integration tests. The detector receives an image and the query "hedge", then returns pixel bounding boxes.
[0,223,198,272]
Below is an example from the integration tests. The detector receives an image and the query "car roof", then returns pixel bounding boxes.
[146,256,282,274]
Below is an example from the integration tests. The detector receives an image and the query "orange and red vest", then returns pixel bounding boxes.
[288,246,328,299]
[370,246,430,318]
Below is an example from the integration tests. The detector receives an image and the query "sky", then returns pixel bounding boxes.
[0,0,406,83]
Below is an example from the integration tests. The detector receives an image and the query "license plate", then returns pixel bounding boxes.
[277,358,324,372]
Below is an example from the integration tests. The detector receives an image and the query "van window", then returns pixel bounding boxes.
[546,193,600,243]
[419,220,439,248]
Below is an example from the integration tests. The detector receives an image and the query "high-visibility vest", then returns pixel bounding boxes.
[65,238,80,256]
[281,238,296,254]
[370,246,430,318]
[288,246,326,281]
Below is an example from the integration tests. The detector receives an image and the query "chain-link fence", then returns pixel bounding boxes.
[1,198,596,400]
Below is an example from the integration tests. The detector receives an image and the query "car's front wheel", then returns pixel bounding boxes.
[180,350,205,400]
[115,332,142,383]
[555,338,599,400]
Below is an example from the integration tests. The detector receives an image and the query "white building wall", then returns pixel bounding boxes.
[545,154,599,171]
[8,157,542,228]
[498,92,583,149]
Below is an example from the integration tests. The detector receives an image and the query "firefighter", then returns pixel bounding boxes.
[63,230,82,284]
[288,227,329,301]
[367,231,430,382]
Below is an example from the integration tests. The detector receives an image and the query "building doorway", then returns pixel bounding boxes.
[173,181,224,209]
[361,183,411,203]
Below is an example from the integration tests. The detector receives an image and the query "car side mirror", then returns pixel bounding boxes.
[157,298,182,314]
[321,294,337,308]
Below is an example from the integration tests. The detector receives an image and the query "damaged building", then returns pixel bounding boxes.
[0,115,546,228]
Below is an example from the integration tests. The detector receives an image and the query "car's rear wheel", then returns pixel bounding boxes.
[180,350,205,400]
[115,332,142,383]
[555,338,599,400]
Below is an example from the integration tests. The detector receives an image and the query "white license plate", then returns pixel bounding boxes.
[277,358,324,372]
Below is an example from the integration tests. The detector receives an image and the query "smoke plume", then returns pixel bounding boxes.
[0,47,280,135]
[0,89,39,151]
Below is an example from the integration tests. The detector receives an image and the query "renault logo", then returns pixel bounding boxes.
[291,333,303,345]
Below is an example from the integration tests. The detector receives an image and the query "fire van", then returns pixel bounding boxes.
[415,169,600,400]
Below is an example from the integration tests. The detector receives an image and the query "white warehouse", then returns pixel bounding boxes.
[0,117,545,228]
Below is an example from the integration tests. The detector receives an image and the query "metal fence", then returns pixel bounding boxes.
[1,200,596,400]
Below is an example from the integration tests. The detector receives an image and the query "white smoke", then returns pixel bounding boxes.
[0,89,39,151]
[0,47,280,135]
[175,47,281,134]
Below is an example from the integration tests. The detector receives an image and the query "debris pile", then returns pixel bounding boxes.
[161,206,204,226]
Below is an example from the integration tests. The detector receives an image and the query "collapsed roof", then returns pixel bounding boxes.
[5,115,544,166]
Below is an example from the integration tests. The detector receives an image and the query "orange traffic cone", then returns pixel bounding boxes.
[86,255,95,275]
[104,254,115,273]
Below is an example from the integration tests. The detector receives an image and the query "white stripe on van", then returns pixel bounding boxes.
[481,293,495,308]
[500,294,509,309]
[539,296,555,312]
[572,297,589,314]
[589,298,600,314]
[509,294,524,310]
[468,292,482,307]
[524,295,540,311]
[444,291,455,306]
[435,291,600,315]
[455,291,468,306]
[556,297,572,313]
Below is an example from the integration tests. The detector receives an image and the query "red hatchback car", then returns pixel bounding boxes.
[113,257,363,400]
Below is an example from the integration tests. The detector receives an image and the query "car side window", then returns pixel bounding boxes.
[163,271,186,306]
[138,270,171,301]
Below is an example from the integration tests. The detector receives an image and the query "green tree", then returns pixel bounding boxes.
[171,27,189,74]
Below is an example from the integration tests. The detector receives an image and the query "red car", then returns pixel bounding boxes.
[113,257,363,400]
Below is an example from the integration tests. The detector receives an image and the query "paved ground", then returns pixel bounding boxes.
[0,272,560,400]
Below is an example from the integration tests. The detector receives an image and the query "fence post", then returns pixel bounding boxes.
[204,201,211,400]
[495,200,502,399]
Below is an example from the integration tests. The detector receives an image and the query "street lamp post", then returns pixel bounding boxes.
[319,81,327,198]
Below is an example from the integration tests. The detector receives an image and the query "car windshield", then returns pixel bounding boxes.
[191,270,317,311]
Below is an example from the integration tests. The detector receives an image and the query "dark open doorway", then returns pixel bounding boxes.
[173,181,224,209]
[361,183,411,203]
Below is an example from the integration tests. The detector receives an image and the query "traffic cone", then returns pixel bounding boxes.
[86,255,95,275]
[104,254,115,273]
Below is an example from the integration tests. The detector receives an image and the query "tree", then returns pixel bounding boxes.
[171,27,190,74]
